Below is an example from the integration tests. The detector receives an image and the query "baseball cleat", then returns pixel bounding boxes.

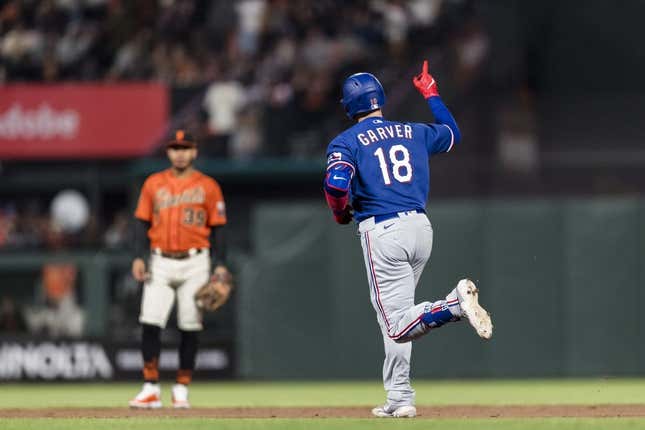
[372,405,417,418]
[129,382,162,409]
[372,406,392,417]
[456,279,493,339]
[171,383,190,409]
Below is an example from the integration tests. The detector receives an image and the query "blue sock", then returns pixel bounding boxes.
[421,301,458,328]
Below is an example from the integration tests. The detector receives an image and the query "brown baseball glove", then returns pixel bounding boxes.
[195,266,233,312]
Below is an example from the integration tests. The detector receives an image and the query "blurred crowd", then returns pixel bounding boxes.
[0,0,486,158]
[0,191,125,338]
[0,191,128,251]
[0,261,85,338]
[0,1,640,342]
[0,0,501,337]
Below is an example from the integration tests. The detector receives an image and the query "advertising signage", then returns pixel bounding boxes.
[0,84,168,159]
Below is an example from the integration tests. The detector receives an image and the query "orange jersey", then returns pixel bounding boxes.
[135,168,226,252]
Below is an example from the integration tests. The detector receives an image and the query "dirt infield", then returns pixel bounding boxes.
[2,405,645,419]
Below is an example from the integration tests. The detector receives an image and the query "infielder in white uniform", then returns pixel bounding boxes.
[324,62,493,418]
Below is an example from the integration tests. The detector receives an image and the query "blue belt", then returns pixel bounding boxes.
[373,209,425,224]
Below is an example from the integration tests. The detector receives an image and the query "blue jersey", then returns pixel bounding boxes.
[325,117,455,222]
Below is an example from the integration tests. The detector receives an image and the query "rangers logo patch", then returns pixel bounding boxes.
[327,152,342,164]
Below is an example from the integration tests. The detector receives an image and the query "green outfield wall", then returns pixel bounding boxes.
[1,197,642,380]
[237,198,645,379]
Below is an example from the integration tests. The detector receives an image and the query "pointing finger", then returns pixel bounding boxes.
[422,60,428,75]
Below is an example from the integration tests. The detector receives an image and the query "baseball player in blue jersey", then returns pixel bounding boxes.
[324,61,493,418]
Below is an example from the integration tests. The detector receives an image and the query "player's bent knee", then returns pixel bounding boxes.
[389,321,433,343]
[388,330,414,344]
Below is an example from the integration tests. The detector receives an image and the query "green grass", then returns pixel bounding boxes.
[2,379,645,408]
[2,418,645,430]
[2,379,645,429]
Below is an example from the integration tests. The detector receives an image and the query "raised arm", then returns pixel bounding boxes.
[412,60,461,146]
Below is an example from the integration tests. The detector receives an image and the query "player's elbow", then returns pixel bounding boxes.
[323,181,349,197]
[450,124,462,146]
[453,125,461,145]
[323,168,351,196]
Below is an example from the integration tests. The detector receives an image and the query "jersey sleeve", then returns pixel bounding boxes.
[418,123,456,155]
[207,180,227,226]
[134,178,154,221]
[324,137,354,219]
[326,136,356,175]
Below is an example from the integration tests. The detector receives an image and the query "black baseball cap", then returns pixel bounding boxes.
[167,129,196,148]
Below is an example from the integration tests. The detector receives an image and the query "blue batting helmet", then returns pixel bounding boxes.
[340,72,386,119]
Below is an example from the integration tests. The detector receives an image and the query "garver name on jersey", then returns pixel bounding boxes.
[357,123,413,146]
[154,187,206,212]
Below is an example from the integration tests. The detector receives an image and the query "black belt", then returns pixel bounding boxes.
[153,248,204,259]
[373,209,425,224]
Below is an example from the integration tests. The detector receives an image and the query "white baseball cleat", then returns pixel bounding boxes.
[171,383,191,409]
[456,279,493,339]
[372,404,417,418]
[129,382,162,409]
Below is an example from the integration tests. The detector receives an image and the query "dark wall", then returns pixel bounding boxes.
[238,198,645,379]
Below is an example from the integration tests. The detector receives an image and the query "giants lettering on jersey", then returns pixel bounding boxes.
[154,187,205,212]
[357,124,413,146]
